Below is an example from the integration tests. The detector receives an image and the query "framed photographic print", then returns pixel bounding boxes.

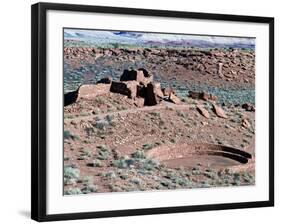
[31,2,274,222]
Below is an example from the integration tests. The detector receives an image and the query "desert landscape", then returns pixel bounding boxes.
[63,29,255,195]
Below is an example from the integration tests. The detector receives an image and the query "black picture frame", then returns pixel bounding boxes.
[31,2,274,222]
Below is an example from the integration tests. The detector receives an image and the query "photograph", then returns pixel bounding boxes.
[63,28,256,195]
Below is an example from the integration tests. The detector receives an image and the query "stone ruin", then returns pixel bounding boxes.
[64,68,182,107]
[109,68,180,106]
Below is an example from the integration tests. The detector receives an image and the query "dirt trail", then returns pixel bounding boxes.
[65,102,192,123]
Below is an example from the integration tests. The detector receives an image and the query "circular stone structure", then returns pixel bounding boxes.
[146,143,252,169]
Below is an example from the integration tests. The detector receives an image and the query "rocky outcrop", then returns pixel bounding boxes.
[97,77,112,84]
[169,93,181,104]
[162,87,175,97]
[242,103,255,112]
[64,88,79,106]
[189,91,218,101]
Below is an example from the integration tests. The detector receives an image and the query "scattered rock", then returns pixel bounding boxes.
[189,91,218,102]
[218,63,223,77]
[212,103,228,118]
[209,94,218,101]
[64,88,79,106]
[197,105,210,118]
[97,77,112,84]
[242,103,255,112]
[169,93,181,104]
[202,92,210,101]
[242,119,251,128]
[162,87,175,97]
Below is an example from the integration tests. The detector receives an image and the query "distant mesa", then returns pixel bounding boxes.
[64,68,182,107]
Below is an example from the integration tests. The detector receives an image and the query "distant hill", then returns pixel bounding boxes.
[64,29,255,49]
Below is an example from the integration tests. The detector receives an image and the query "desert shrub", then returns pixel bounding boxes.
[111,42,119,49]
[241,172,254,183]
[64,130,80,141]
[142,159,159,170]
[64,188,82,195]
[97,144,109,151]
[92,108,100,115]
[119,172,128,180]
[97,150,109,160]
[89,159,103,167]
[132,150,146,159]
[108,183,121,192]
[170,138,176,144]
[64,168,79,180]
[232,179,241,186]
[177,178,189,186]
[131,177,142,185]
[149,112,160,117]
[81,184,98,194]
[95,119,109,130]
[192,166,201,175]
[142,143,154,150]
[204,171,216,179]
[81,149,92,157]
[103,171,116,179]
[233,173,241,181]
[78,176,93,184]
[84,127,95,136]
[113,159,127,169]
[96,146,110,160]
[176,110,186,118]
[160,180,172,188]
[64,130,72,139]
[105,114,114,123]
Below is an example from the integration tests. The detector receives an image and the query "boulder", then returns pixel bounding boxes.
[242,103,255,112]
[242,119,251,129]
[97,77,112,84]
[209,94,218,101]
[64,89,79,106]
[189,91,218,102]
[197,105,210,118]
[212,103,228,119]
[218,63,223,77]
[162,87,175,97]
[189,91,203,99]
[202,92,210,101]
[169,93,181,104]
